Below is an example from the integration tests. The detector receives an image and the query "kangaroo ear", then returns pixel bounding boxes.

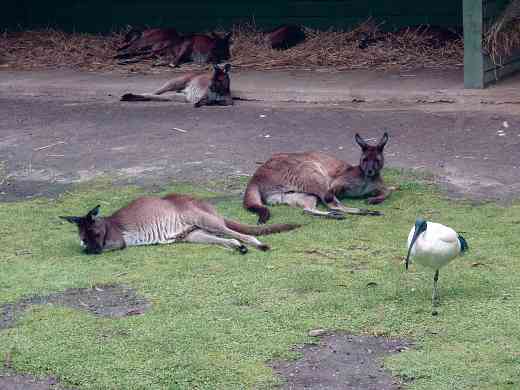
[223,63,231,73]
[355,133,368,150]
[87,205,101,219]
[378,132,389,150]
[60,216,82,225]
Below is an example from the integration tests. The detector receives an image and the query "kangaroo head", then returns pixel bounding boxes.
[60,205,107,255]
[355,132,389,178]
[210,63,231,96]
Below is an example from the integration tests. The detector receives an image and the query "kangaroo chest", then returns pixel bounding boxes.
[185,84,226,104]
[185,82,206,103]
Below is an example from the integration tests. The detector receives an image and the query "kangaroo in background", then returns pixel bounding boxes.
[120,64,233,107]
[115,28,231,67]
[115,27,181,63]
[264,25,305,50]
[60,193,300,255]
[167,32,232,67]
[244,133,393,224]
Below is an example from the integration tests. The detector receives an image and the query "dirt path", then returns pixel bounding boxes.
[1,89,519,202]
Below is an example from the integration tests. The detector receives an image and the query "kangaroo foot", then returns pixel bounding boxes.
[326,210,346,219]
[359,208,383,216]
[303,209,346,220]
[237,245,248,254]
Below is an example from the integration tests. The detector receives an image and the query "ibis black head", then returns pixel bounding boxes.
[405,218,428,270]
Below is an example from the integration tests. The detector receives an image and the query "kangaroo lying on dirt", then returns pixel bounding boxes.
[60,193,300,255]
[244,133,393,224]
[120,64,233,107]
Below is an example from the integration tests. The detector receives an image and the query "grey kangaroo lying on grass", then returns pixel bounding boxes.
[121,63,233,107]
[60,193,300,255]
[244,133,394,224]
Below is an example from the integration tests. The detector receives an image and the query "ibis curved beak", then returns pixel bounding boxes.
[405,229,421,270]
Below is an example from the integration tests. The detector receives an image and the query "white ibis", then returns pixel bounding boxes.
[405,218,469,314]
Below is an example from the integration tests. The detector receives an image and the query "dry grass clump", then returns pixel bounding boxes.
[484,0,520,65]
[0,21,463,73]
[0,29,123,72]
[230,21,463,71]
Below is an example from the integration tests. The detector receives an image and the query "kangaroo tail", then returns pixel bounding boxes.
[224,219,301,236]
[120,93,174,102]
[243,181,271,224]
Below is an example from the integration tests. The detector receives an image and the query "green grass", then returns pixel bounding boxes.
[1,170,520,390]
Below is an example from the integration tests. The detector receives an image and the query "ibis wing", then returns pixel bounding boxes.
[429,222,459,244]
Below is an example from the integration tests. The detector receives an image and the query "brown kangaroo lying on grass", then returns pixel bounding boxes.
[60,193,300,255]
[120,64,233,107]
[244,133,393,224]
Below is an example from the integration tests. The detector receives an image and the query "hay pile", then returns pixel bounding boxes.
[0,21,463,73]
[230,22,463,71]
[0,29,124,72]
[484,0,520,65]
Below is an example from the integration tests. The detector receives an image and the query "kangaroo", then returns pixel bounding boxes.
[167,32,232,67]
[115,29,231,67]
[244,133,393,224]
[60,193,300,255]
[120,63,233,107]
[264,25,305,50]
[115,28,182,63]
[115,28,181,58]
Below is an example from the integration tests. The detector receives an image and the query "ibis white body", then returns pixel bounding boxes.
[407,221,462,271]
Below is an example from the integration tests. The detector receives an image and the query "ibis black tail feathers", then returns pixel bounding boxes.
[458,234,469,253]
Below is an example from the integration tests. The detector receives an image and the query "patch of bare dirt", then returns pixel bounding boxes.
[0,284,151,329]
[270,332,412,390]
[0,373,75,390]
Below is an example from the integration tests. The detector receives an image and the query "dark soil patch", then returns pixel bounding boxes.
[0,180,72,202]
[270,332,412,390]
[0,284,151,329]
[0,372,75,390]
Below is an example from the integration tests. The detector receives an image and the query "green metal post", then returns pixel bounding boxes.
[463,0,484,88]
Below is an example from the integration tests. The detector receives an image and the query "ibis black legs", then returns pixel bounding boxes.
[432,270,440,315]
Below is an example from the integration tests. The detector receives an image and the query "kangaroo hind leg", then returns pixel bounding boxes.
[218,226,270,251]
[269,192,345,220]
[194,212,268,251]
[183,229,248,254]
[326,195,382,216]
